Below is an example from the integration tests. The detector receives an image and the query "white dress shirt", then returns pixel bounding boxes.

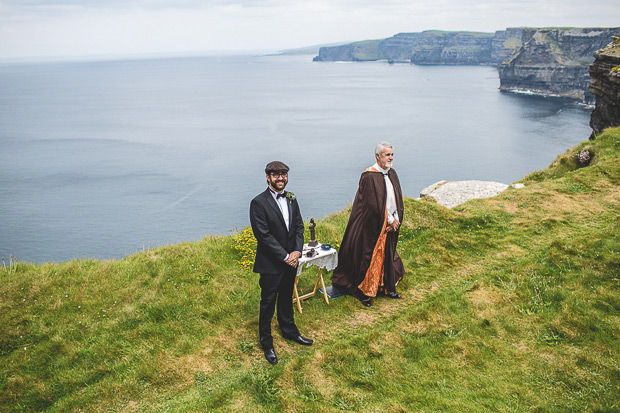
[269,187,292,261]
[371,163,399,225]
[269,188,290,230]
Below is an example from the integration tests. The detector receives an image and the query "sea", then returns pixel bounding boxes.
[0,53,592,263]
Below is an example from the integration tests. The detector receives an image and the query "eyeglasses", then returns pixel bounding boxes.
[269,172,288,178]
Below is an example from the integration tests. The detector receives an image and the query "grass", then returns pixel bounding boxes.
[420,30,494,38]
[2,127,620,411]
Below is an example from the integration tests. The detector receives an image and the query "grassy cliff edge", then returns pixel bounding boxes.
[2,128,619,411]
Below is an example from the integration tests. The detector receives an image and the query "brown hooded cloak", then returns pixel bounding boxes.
[332,167,405,298]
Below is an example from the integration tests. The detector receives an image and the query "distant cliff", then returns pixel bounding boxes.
[381,31,495,65]
[314,27,620,105]
[313,30,523,65]
[311,39,383,61]
[589,34,620,138]
[491,28,526,63]
[499,28,620,103]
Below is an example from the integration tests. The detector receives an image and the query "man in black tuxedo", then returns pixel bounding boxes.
[250,161,313,365]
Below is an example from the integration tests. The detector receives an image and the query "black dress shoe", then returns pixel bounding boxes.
[387,292,402,299]
[284,335,313,346]
[264,348,278,364]
[361,299,372,307]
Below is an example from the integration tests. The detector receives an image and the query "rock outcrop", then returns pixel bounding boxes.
[419,180,514,209]
[589,34,620,137]
[499,28,620,104]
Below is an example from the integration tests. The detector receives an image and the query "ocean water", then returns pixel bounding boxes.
[0,54,592,263]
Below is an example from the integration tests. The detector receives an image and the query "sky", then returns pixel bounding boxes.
[1,0,619,59]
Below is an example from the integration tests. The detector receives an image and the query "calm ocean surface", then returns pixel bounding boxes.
[0,54,592,263]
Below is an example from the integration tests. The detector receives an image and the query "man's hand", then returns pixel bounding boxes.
[387,219,400,232]
[285,251,301,268]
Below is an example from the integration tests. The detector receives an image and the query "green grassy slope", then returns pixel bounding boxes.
[1,128,619,412]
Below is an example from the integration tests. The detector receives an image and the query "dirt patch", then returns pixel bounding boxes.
[176,346,215,378]
[469,285,502,306]
[468,284,505,320]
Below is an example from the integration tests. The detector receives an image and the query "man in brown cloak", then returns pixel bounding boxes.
[332,142,405,307]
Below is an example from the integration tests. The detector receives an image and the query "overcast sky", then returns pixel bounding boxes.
[1,0,619,59]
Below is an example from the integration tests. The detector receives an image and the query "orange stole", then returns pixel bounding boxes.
[358,165,389,297]
[358,207,388,297]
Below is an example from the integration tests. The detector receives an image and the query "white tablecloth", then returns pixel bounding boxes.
[296,243,338,277]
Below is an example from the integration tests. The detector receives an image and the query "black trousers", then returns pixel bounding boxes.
[259,269,300,350]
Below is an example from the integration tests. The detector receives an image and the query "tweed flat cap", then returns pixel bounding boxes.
[265,161,290,174]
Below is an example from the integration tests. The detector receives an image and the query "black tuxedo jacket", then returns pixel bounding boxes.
[250,188,304,274]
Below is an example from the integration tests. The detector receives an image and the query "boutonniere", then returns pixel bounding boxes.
[285,191,296,204]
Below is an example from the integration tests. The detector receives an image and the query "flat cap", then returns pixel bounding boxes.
[265,161,290,174]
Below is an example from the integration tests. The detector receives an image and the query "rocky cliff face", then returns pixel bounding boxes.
[314,30,520,65]
[314,27,619,105]
[589,35,620,138]
[491,28,524,63]
[499,28,620,103]
[312,40,382,62]
[382,31,496,65]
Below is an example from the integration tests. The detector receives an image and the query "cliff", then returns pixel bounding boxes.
[499,28,620,103]
[312,39,382,61]
[589,34,620,137]
[3,128,620,411]
[314,27,619,105]
[492,28,525,63]
[314,30,522,65]
[382,31,495,65]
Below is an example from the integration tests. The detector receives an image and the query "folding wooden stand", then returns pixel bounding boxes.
[292,267,330,314]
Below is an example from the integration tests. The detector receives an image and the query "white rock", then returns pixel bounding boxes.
[420,180,509,209]
[419,180,447,197]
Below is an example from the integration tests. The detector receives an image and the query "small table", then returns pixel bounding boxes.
[292,243,338,313]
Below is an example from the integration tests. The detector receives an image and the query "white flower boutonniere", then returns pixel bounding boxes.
[285,191,296,205]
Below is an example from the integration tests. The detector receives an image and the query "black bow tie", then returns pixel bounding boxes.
[271,189,286,199]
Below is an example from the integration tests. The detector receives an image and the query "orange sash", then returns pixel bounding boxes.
[358,168,390,297]
[358,206,388,297]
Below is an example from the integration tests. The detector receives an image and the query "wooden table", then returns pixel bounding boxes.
[292,243,338,313]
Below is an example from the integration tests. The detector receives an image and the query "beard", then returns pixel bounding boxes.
[267,176,287,191]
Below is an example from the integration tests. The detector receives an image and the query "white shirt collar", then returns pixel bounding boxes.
[372,162,390,174]
[268,186,284,196]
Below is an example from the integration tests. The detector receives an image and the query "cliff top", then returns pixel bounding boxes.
[2,127,620,410]
[400,30,494,36]
[595,34,620,59]
[350,38,384,46]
